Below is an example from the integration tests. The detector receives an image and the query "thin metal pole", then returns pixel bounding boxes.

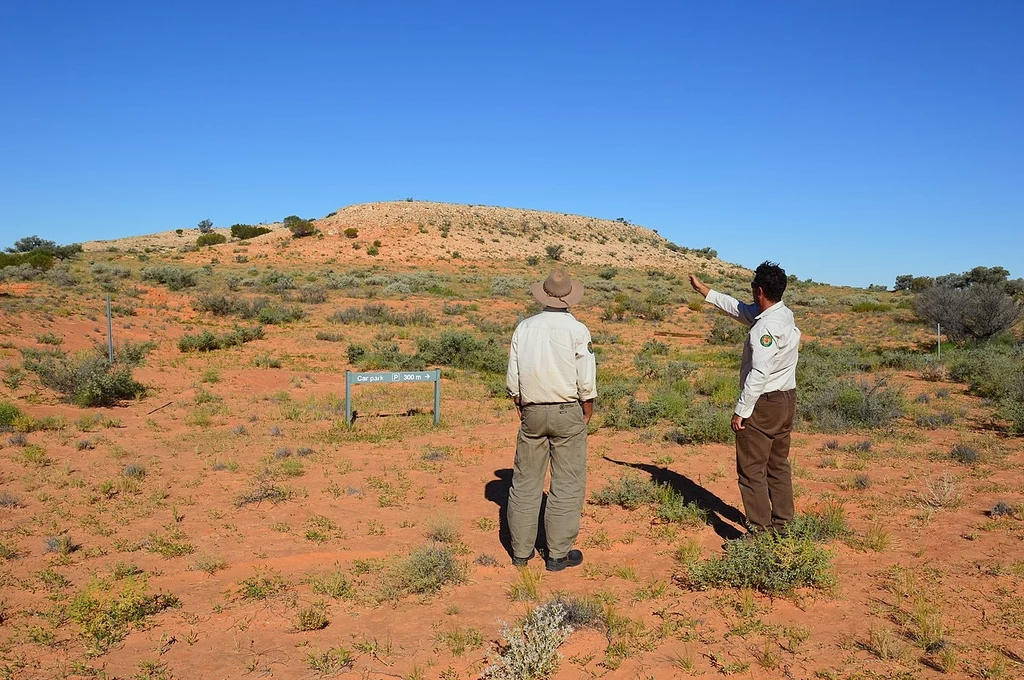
[433,369,441,426]
[345,371,352,426]
[106,294,114,363]
[937,323,941,360]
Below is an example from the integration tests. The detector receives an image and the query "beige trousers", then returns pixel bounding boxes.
[508,402,587,560]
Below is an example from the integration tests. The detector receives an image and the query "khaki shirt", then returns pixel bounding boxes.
[506,310,597,405]
[705,291,801,419]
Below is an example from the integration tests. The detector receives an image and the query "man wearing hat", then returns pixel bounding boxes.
[505,266,597,572]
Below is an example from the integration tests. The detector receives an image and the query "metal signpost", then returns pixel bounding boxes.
[345,369,441,426]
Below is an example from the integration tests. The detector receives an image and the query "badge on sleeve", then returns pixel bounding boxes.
[760,334,773,347]
[587,341,594,354]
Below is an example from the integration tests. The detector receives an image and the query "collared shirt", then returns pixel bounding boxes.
[705,290,801,419]
[506,309,597,405]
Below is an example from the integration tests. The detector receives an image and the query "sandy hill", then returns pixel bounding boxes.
[83,200,749,274]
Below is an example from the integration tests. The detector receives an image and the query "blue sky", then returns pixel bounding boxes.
[1,1,1021,288]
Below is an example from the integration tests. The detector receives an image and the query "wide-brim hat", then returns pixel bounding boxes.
[531,266,584,309]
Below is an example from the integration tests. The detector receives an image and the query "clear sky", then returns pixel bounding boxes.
[1,1,1021,288]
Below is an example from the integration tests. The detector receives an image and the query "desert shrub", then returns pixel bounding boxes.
[315,331,345,342]
[591,474,705,525]
[304,565,352,599]
[798,377,903,431]
[685,531,836,595]
[545,244,564,260]
[193,293,236,316]
[0,401,22,428]
[949,444,979,464]
[491,276,527,297]
[295,604,330,631]
[591,473,660,509]
[230,224,271,240]
[140,266,197,290]
[284,215,317,238]
[235,482,293,507]
[296,285,328,304]
[786,499,852,541]
[416,330,507,373]
[379,544,469,600]
[237,567,289,599]
[945,344,1024,433]
[0,262,46,281]
[21,345,148,407]
[669,400,733,444]
[329,303,434,327]
[177,325,264,352]
[68,574,179,653]
[196,233,226,247]
[483,602,572,680]
[707,316,746,345]
[343,227,358,238]
[915,284,1021,342]
[915,413,954,429]
[89,262,132,284]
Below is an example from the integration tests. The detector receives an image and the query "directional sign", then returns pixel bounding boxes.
[345,369,441,426]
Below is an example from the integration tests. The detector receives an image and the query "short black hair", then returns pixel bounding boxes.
[752,261,787,302]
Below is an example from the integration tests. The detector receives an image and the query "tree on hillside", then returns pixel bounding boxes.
[197,219,214,234]
[284,215,317,238]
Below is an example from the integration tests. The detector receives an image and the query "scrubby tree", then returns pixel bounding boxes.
[197,219,214,234]
[284,215,317,238]
[6,235,57,253]
[915,284,1022,342]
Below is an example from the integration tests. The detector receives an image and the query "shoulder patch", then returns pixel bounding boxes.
[759,334,773,347]
[587,341,594,354]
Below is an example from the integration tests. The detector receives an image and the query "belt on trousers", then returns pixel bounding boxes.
[522,401,578,407]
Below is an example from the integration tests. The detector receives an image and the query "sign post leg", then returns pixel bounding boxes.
[345,371,353,426]
[433,369,441,426]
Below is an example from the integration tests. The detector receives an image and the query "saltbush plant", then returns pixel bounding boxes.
[483,602,572,680]
[21,343,151,407]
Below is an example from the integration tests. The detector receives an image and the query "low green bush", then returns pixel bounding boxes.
[591,473,706,526]
[378,544,468,601]
[329,303,434,327]
[684,530,836,595]
[140,266,197,290]
[178,326,264,352]
[68,573,179,653]
[21,343,150,407]
[417,330,507,374]
[0,401,22,427]
[230,224,271,240]
[798,377,904,432]
[196,233,227,247]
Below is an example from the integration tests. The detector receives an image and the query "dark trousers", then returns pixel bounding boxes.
[735,389,796,531]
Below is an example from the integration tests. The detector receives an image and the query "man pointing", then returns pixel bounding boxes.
[690,262,801,534]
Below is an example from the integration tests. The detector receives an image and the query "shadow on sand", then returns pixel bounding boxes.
[604,456,747,540]
[484,468,548,559]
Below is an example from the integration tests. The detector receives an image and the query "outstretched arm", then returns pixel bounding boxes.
[690,274,758,326]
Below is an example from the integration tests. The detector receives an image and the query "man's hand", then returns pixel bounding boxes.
[582,399,594,425]
[513,396,522,418]
[689,274,710,298]
[731,414,745,432]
